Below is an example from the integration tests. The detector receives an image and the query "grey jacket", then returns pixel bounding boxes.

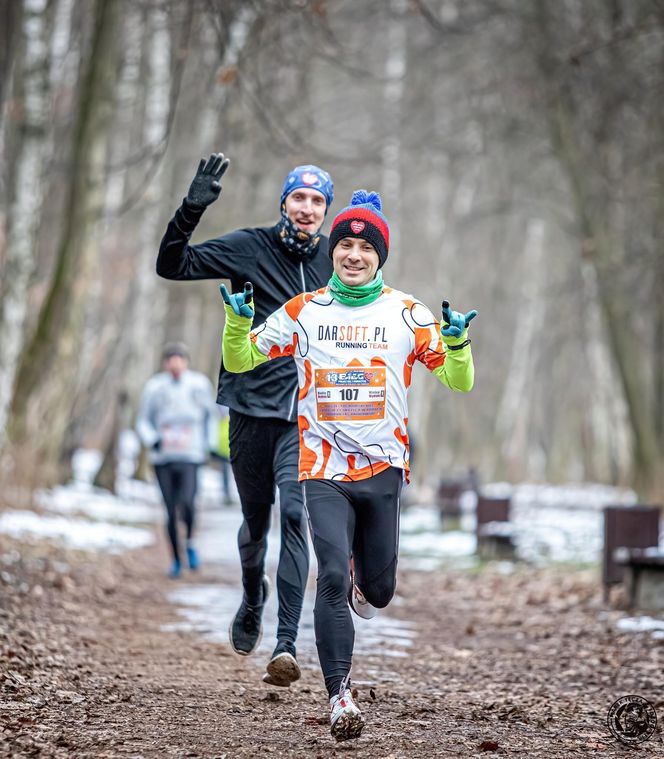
[136,370,217,465]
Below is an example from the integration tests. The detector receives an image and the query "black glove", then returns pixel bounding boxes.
[186,152,230,209]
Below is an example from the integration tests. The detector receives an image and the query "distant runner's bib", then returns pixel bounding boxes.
[161,423,194,454]
[314,367,386,421]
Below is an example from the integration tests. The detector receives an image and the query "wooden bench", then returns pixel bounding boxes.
[614,547,664,610]
[436,468,480,519]
[602,505,660,602]
[476,495,516,560]
[436,480,466,518]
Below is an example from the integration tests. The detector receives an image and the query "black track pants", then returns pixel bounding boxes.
[229,410,309,645]
[154,462,199,563]
[303,467,403,697]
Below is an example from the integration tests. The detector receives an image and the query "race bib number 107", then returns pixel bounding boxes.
[314,367,386,421]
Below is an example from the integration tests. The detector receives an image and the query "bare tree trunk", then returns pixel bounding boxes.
[381,0,407,274]
[580,259,631,484]
[0,0,51,447]
[92,390,129,492]
[7,0,120,483]
[532,0,661,496]
[594,250,661,495]
[494,219,546,480]
[0,0,23,124]
[653,161,664,459]
[92,3,173,482]
[163,4,256,352]
[555,99,659,492]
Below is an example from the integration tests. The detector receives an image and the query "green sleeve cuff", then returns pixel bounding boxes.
[222,304,268,373]
[433,329,474,392]
[440,326,469,347]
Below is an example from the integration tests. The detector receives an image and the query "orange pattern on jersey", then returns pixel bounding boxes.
[415,326,445,370]
[313,439,332,478]
[341,455,391,482]
[285,292,317,322]
[298,415,319,475]
[401,297,446,372]
[267,332,298,360]
[299,358,312,400]
[370,356,387,366]
[404,350,416,388]
[347,358,363,367]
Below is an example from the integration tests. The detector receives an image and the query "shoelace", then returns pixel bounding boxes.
[338,672,351,700]
[241,586,265,633]
[242,608,260,633]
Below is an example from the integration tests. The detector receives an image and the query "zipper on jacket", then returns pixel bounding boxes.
[299,261,306,292]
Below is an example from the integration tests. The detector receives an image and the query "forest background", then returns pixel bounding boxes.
[1,0,663,500]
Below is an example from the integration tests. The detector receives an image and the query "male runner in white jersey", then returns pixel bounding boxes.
[219,190,477,741]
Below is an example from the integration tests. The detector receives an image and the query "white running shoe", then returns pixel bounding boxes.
[348,583,378,620]
[330,689,364,741]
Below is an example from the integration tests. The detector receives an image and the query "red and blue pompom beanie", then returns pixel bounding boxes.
[328,190,390,268]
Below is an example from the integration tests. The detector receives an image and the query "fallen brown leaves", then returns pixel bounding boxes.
[1,532,663,757]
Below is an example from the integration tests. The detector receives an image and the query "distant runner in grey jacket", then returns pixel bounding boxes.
[136,342,217,578]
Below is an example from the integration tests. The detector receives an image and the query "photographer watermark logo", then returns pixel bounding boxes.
[607,695,657,745]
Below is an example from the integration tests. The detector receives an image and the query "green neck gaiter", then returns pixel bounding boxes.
[328,270,384,307]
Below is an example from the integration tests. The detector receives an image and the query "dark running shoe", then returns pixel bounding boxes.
[262,640,301,687]
[229,575,270,656]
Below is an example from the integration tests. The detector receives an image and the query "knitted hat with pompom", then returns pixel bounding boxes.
[327,190,390,269]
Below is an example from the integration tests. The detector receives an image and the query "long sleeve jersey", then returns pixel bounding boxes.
[156,199,333,421]
[136,370,217,465]
[222,286,474,482]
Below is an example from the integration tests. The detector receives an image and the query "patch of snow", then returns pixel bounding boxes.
[616,616,664,634]
[35,485,161,524]
[165,583,416,661]
[0,510,154,553]
[70,448,103,484]
[400,506,441,533]
[400,530,476,558]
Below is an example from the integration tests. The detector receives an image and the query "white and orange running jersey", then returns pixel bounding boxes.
[250,286,447,482]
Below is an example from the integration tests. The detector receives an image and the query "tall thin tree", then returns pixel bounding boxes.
[8,0,121,482]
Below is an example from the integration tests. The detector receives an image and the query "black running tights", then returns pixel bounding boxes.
[303,467,403,698]
[154,462,199,563]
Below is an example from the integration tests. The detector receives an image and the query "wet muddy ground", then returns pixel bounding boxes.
[1,524,663,757]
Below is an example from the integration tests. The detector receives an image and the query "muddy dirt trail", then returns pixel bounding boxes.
[1,529,663,758]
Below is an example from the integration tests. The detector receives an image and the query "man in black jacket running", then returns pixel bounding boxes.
[157,154,333,687]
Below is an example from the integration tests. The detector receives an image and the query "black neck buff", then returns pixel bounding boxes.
[276,209,321,261]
